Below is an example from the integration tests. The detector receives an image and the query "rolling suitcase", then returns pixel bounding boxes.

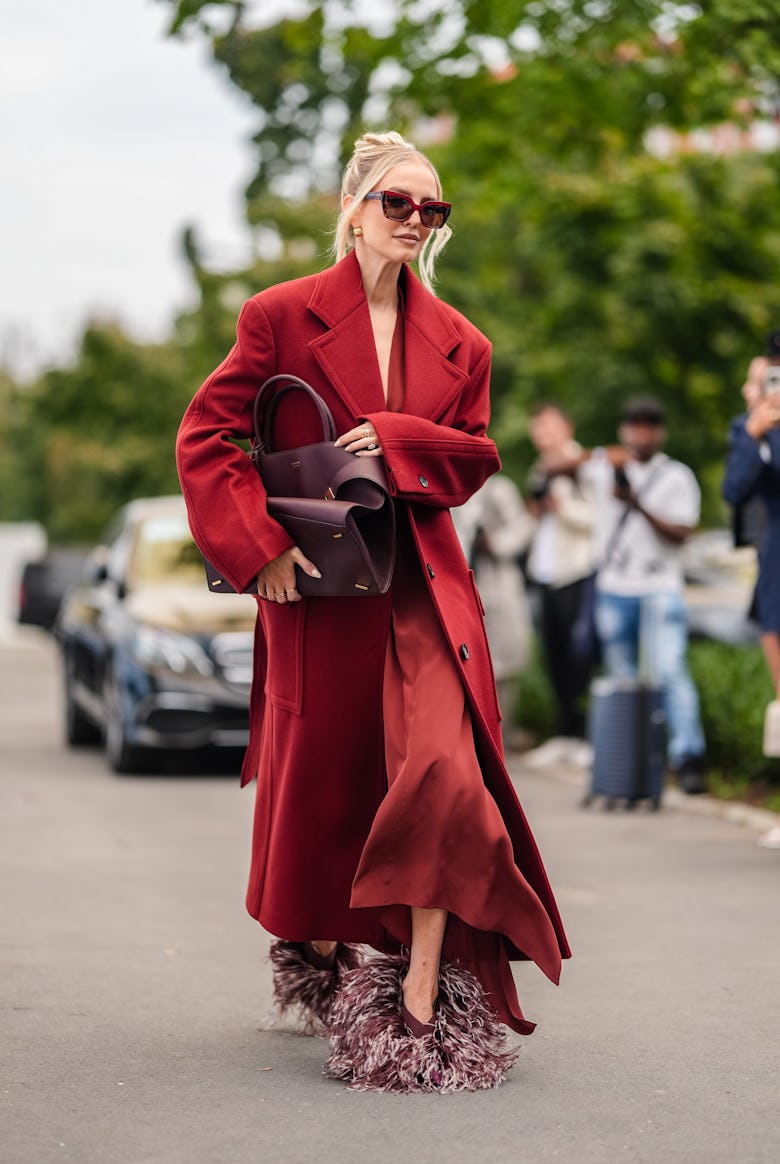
[583,677,666,810]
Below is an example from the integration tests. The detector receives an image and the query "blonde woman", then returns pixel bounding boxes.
[177,131,569,1091]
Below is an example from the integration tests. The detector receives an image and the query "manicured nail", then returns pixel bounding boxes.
[311,567,322,579]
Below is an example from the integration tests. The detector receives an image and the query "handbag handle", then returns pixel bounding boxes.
[252,374,337,457]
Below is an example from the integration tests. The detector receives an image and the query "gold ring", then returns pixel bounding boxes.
[362,426,370,438]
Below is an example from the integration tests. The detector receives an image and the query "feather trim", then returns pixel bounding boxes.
[325,955,518,1092]
[269,940,363,1036]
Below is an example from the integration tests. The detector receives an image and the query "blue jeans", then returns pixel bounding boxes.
[594,590,705,766]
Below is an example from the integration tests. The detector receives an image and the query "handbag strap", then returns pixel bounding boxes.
[600,456,671,569]
[252,374,337,458]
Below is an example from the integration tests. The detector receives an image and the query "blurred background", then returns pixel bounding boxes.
[3,0,780,796]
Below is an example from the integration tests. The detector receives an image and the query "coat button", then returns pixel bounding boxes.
[460,643,469,660]
[419,475,429,488]
[426,562,435,579]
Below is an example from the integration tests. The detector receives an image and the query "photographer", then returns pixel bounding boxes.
[582,397,707,794]
[730,356,769,552]
[452,474,535,750]
[524,403,596,764]
[723,332,780,847]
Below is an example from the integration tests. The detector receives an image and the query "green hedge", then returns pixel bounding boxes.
[514,639,557,742]
[688,639,780,800]
[515,635,780,805]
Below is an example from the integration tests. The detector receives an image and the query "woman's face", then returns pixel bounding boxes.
[743,357,768,410]
[351,159,441,265]
[530,408,572,453]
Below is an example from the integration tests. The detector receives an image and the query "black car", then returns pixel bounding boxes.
[56,496,257,773]
[17,548,91,631]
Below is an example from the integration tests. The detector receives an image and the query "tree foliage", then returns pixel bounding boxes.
[3,0,780,539]
[0,324,192,541]
[157,0,780,518]
[159,0,780,191]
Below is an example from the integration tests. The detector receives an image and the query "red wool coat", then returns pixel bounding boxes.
[176,252,570,1011]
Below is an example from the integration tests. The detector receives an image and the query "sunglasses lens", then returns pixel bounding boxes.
[376,192,452,229]
[420,204,450,229]
[382,193,413,220]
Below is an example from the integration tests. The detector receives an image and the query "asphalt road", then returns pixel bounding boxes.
[2,630,779,1164]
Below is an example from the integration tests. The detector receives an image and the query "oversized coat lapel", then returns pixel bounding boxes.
[306,252,468,421]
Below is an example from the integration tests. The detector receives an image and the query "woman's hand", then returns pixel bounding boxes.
[746,394,780,441]
[257,546,321,603]
[335,422,383,457]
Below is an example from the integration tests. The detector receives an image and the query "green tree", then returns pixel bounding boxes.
[1,323,193,541]
[0,226,336,540]
[159,0,780,517]
[6,2,780,541]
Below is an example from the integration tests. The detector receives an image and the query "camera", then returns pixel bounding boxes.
[613,465,630,490]
[763,364,780,398]
[529,475,551,502]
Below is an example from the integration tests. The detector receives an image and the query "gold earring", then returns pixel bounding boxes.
[353,225,363,237]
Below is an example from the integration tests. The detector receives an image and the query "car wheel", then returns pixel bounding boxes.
[103,667,147,774]
[63,654,100,746]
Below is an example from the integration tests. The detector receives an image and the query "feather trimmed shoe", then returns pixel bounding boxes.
[400,1000,436,1039]
[268,939,363,1035]
[325,955,518,1092]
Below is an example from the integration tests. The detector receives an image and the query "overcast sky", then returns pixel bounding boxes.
[1,0,297,376]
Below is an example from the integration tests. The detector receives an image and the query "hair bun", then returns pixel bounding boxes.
[353,130,414,156]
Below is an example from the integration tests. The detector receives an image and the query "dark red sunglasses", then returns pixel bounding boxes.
[364,190,452,229]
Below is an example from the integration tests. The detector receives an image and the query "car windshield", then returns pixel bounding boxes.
[129,514,205,586]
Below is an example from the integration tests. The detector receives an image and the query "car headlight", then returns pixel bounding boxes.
[131,626,214,677]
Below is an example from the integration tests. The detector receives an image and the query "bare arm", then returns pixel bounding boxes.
[614,478,694,545]
[634,505,694,545]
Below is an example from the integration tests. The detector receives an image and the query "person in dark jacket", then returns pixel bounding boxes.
[730,356,769,553]
[723,333,780,848]
[723,339,780,691]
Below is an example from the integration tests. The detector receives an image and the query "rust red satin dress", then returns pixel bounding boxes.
[350,310,540,1034]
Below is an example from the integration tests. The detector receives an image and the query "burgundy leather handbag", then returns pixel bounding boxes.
[204,374,395,597]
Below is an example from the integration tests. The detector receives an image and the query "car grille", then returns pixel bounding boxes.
[211,632,254,694]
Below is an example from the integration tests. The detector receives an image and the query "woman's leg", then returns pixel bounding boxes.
[539,584,571,735]
[554,578,594,738]
[757,632,780,849]
[643,592,705,768]
[403,906,448,1022]
[596,591,640,679]
[309,940,337,958]
[760,631,780,691]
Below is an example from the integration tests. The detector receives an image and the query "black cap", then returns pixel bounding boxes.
[620,395,666,426]
[765,330,780,359]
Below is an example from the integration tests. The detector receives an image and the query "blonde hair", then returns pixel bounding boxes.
[333,131,452,293]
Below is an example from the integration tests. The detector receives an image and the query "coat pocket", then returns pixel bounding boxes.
[262,599,306,714]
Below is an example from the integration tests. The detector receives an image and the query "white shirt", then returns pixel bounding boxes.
[583,450,700,596]
[530,510,557,583]
[525,445,596,588]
